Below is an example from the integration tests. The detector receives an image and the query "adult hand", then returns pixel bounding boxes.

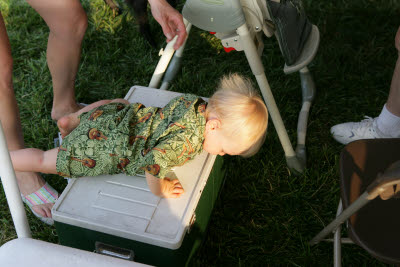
[148,0,187,50]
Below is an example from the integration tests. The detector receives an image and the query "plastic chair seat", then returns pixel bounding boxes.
[0,238,150,267]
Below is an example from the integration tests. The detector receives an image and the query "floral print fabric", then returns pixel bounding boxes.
[56,94,207,179]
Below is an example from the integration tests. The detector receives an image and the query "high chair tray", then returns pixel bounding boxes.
[52,86,226,266]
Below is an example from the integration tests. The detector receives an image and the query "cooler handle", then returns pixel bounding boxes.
[95,241,135,261]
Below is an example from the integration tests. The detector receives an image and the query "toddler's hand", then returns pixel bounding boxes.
[160,177,184,198]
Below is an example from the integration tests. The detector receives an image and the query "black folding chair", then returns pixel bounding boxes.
[310,138,400,266]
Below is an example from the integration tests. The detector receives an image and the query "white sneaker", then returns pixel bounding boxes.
[330,116,391,145]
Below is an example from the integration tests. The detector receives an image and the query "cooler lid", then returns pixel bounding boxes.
[53,86,216,249]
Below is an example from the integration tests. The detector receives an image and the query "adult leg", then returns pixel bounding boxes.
[0,13,52,218]
[386,26,400,117]
[26,0,88,121]
[374,26,400,137]
[331,26,400,144]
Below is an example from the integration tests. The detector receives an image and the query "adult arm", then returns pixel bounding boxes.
[148,0,187,50]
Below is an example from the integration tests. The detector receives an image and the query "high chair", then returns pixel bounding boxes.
[309,138,400,266]
[150,0,320,173]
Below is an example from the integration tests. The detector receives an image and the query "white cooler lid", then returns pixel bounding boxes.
[53,86,216,250]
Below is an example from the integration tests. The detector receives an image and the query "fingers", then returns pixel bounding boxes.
[170,188,184,198]
[168,17,187,50]
[171,181,184,198]
[173,187,184,193]
[173,28,187,50]
[150,1,186,50]
[161,23,174,43]
[172,179,181,185]
[162,178,185,198]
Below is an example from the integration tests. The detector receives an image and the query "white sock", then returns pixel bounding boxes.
[377,104,400,137]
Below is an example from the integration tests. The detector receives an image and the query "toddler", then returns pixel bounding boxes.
[10,74,268,198]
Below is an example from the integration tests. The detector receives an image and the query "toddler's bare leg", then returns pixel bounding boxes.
[11,148,59,174]
[58,99,130,137]
[110,98,130,105]
[57,99,117,137]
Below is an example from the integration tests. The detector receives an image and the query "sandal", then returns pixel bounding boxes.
[21,182,59,225]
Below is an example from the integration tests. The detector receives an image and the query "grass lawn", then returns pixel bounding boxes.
[0,0,399,266]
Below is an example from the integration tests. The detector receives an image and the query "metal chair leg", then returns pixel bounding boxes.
[310,192,370,245]
[333,200,343,267]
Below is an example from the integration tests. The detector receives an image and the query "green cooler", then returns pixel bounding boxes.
[52,87,226,266]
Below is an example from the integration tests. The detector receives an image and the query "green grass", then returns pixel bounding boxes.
[0,0,399,266]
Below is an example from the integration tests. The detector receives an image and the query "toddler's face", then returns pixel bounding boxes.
[203,129,245,156]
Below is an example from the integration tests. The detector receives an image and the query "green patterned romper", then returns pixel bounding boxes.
[56,94,207,179]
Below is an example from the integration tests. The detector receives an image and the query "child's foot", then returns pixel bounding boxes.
[57,114,80,138]
[51,102,85,121]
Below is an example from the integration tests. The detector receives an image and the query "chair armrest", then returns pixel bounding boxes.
[367,160,400,200]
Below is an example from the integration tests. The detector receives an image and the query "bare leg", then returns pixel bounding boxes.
[0,13,52,218]
[57,98,130,137]
[26,0,88,121]
[10,148,58,174]
[0,13,23,151]
[386,26,400,117]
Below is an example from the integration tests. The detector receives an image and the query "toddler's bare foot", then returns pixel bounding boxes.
[51,102,85,121]
[57,115,79,138]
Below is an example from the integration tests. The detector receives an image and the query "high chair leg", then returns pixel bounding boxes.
[296,67,316,165]
[149,18,192,89]
[237,23,304,172]
[160,22,192,91]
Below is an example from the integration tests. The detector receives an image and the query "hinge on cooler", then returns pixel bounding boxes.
[187,213,196,234]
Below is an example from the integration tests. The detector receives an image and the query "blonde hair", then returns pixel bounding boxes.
[206,74,268,157]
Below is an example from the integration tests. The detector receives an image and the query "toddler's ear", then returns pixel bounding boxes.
[205,118,221,132]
